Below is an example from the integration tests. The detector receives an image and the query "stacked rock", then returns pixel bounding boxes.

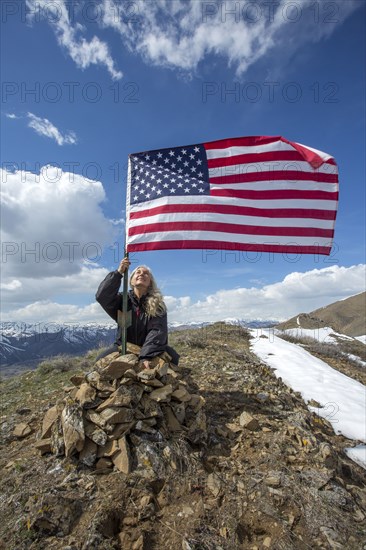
[35,344,206,474]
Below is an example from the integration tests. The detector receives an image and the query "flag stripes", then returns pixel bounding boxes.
[126,136,339,255]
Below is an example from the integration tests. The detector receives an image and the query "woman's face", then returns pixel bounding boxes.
[131,267,151,292]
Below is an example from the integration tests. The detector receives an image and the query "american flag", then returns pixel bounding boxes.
[126,136,339,255]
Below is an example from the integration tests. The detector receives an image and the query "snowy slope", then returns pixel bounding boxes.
[250,328,366,469]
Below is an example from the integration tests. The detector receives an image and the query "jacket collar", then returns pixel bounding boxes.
[129,289,147,307]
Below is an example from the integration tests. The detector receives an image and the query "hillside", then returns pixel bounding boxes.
[276,292,366,336]
[0,324,365,550]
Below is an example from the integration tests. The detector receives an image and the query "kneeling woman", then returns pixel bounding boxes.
[95,258,179,367]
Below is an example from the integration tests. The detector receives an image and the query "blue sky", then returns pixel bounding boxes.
[1,0,365,325]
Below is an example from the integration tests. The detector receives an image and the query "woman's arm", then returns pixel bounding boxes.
[95,271,123,322]
[95,258,130,322]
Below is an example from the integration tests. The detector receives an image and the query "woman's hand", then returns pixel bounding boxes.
[117,257,131,275]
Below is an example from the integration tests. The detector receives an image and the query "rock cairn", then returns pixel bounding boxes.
[35,344,206,475]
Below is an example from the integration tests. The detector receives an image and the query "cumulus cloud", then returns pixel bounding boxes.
[1,165,119,308]
[1,265,110,308]
[3,265,364,324]
[27,112,77,145]
[26,0,122,80]
[100,0,362,76]
[165,264,366,323]
[2,300,108,324]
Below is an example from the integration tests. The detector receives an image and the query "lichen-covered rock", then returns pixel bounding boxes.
[61,402,85,457]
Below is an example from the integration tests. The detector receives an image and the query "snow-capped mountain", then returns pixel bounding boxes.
[1,319,276,369]
[0,322,116,368]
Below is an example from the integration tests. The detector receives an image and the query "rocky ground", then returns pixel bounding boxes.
[0,323,365,550]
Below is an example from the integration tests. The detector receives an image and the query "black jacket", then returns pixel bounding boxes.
[95,270,168,360]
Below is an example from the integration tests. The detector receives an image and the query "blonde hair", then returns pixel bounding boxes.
[129,265,167,318]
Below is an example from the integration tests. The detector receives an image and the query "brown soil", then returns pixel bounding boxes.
[0,323,365,549]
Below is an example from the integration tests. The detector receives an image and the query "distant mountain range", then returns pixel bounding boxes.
[2,291,364,374]
[0,319,276,372]
[0,322,116,372]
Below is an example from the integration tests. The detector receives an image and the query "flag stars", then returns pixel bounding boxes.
[131,144,209,205]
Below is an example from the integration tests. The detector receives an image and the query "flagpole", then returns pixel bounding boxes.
[118,248,131,355]
[118,155,133,355]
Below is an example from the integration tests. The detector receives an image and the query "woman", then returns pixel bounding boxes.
[95,257,179,367]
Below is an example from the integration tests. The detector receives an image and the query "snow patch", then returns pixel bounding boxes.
[250,328,366,469]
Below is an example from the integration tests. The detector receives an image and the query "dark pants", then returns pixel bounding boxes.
[95,344,180,365]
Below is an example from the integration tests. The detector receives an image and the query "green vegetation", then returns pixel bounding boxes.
[0,348,101,418]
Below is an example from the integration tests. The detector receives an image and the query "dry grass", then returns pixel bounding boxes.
[277,332,366,372]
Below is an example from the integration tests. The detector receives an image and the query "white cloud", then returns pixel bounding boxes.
[26,0,122,80]
[2,300,109,324]
[1,265,110,307]
[100,0,361,76]
[5,113,20,119]
[0,280,22,291]
[27,112,77,145]
[1,165,119,309]
[25,0,361,80]
[165,264,366,323]
[2,265,365,325]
